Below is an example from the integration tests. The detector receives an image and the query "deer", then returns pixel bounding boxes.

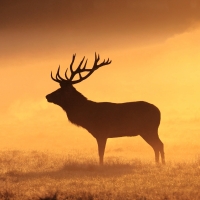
[46,53,165,165]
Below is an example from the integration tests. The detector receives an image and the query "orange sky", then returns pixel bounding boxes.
[0,1,200,160]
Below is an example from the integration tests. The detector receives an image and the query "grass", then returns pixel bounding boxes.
[0,151,199,200]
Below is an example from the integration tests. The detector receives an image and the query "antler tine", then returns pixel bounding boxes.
[56,66,66,81]
[105,58,112,64]
[65,68,70,80]
[69,56,86,81]
[77,56,86,70]
[51,71,61,83]
[95,56,112,69]
[82,59,88,70]
[70,54,76,73]
[95,52,100,63]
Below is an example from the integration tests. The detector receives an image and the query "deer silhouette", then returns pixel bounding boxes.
[46,53,165,165]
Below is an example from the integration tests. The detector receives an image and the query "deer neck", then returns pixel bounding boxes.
[62,87,89,122]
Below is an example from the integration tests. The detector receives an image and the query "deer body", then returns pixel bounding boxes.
[46,53,165,165]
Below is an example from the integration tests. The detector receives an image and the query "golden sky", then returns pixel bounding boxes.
[0,1,200,159]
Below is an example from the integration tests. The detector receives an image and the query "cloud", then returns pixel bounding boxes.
[1,0,200,60]
[1,0,200,39]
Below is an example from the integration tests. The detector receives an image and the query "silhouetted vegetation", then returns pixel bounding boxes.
[0,151,199,200]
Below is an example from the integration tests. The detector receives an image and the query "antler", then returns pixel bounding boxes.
[51,53,112,85]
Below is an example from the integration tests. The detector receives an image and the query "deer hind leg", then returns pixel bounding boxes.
[141,133,165,164]
[154,136,165,164]
[96,138,107,165]
[158,138,165,165]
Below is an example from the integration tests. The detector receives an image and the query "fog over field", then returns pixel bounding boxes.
[1,0,200,162]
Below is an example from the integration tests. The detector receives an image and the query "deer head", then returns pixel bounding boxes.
[46,53,112,106]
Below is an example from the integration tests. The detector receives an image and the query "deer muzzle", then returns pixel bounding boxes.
[46,94,52,103]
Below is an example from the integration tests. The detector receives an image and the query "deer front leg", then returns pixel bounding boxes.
[96,137,107,165]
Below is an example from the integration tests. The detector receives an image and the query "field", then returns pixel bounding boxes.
[0,149,200,200]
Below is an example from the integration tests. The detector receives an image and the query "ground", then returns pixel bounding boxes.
[0,148,199,200]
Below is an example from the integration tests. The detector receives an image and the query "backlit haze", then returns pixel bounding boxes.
[1,0,200,161]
